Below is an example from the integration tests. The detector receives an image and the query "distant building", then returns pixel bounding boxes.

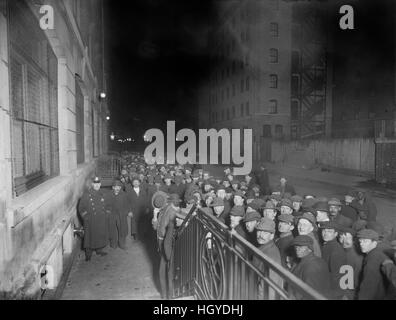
[0,0,108,298]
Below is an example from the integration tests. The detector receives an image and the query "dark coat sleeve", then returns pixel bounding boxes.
[381,260,396,288]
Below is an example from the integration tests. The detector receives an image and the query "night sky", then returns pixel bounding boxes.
[104,0,217,141]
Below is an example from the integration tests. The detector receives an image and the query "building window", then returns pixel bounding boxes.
[263,125,272,138]
[9,0,59,196]
[232,83,236,96]
[222,89,224,101]
[232,106,236,119]
[232,60,236,74]
[270,23,279,37]
[227,108,230,120]
[232,39,236,51]
[241,79,244,93]
[291,75,299,96]
[270,48,278,63]
[222,109,225,121]
[275,125,283,138]
[269,74,278,88]
[291,100,299,120]
[240,104,244,117]
[269,100,278,114]
[226,67,230,78]
[246,102,250,116]
[227,87,230,99]
[246,77,250,91]
[75,76,85,164]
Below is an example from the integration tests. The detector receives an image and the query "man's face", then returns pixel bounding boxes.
[339,232,354,249]
[257,231,274,245]
[278,221,294,234]
[92,182,101,191]
[245,220,257,232]
[329,205,341,217]
[203,173,210,180]
[322,228,338,242]
[214,206,224,216]
[217,190,226,199]
[113,185,122,195]
[316,211,329,222]
[204,184,211,192]
[297,219,313,235]
[193,193,201,201]
[359,238,376,253]
[281,206,293,215]
[227,174,234,182]
[132,180,140,188]
[232,183,238,191]
[295,245,310,259]
[345,195,354,204]
[292,201,302,212]
[164,178,172,185]
[186,177,192,183]
[263,209,276,221]
[205,197,213,207]
[280,178,287,185]
[230,216,242,229]
[234,195,244,206]
[245,175,252,183]
[223,181,231,188]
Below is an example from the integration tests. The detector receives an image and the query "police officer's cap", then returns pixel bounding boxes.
[93,176,101,183]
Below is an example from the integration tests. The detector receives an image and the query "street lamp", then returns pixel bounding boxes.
[106,116,110,121]
[110,132,115,141]
[100,92,106,99]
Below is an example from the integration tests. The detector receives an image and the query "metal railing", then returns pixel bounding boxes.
[171,208,326,300]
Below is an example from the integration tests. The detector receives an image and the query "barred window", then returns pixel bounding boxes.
[269,99,278,114]
[9,0,59,197]
[263,125,272,138]
[270,22,279,37]
[270,74,278,88]
[270,48,279,63]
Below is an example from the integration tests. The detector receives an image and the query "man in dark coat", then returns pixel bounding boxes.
[253,217,283,299]
[255,165,271,196]
[78,177,109,261]
[357,229,390,300]
[276,214,295,269]
[351,191,377,222]
[291,235,331,299]
[156,194,180,299]
[320,221,348,299]
[127,176,149,240]
[107,179,131,249]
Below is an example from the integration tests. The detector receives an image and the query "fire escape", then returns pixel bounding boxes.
[291,6,327,140]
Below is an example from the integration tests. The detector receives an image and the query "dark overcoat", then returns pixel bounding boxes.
[78,188,109,249]
[127,187,149,236]
[106,191,130,240]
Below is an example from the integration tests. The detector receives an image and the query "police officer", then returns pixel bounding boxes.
[78,177,109,261]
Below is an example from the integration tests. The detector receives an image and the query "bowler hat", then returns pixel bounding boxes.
[256,217,276,233]
[357,228,379,241]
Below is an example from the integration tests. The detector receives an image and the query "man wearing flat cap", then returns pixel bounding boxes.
[357,228,390,300]
[338,225,363,299]
[276,214,295,269]
[243,209,261,245]
[296,212,322,258]
[209,197,226,224]
[328,198,342,220]
[253,217,283,299]
[291,235,331,299]
[280,198,294,215]
[106,179,131,250]
[320,221,347,299]
[263,200,277,221]
[78,176,109,261]
[229,205,247,238]
[291,195,303,217]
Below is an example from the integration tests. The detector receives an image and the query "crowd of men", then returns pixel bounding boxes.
[78,152,396,300]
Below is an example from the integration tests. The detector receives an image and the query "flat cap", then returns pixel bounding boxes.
[270,194,282,201]
[243,210,261,223]
[297,212,317,226]
[313,201,329,213]
[233,190,245,198]
[328,198,342,206]
[112,179,123,187]
[264,201,277,210]
[337,224,356,236]
[292,235,314,251]
[366,221,385,237]
[280,198,293,209]
[256,217,276,233]
[278,214,295,224]
[248,199,266,211]
[230,205,245,217]
[291,195,303,202]
[319,220,341,231]
[357,228,379,241]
